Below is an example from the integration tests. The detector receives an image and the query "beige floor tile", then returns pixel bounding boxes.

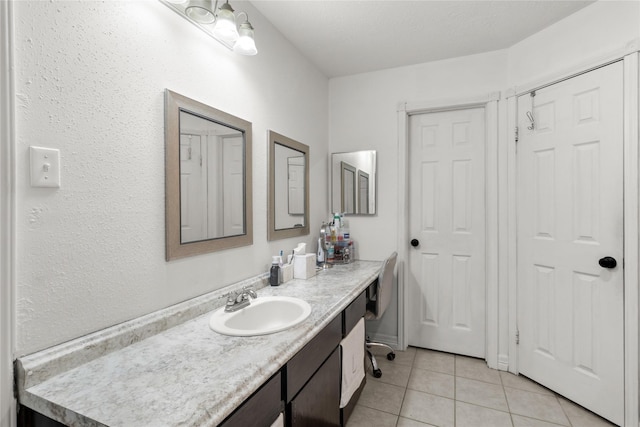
[356,379,405,415]
[413,348,455,375]
[455,377,509,412]
[392,346,418,367]
[511,414,567,426]
[455,355,502,385]
[400,389,455,427]
[368,358,412,388]
[557,396,617,427]
[407,367,455,399]
[500,372,554,395]
[505,387,570,426]
[397,417,437,427]
[346,405,398,427]
[455,401,512,427]
[372,347,416,366]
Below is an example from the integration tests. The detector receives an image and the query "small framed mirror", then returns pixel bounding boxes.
[165,89,253,260]
[268,130,309,241]
[331,150,376,215]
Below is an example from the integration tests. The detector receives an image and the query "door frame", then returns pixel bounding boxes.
[397,92,500,368]
[506,41,639,427]
[0,1,16,425]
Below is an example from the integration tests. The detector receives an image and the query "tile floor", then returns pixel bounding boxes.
[347,347,617,427]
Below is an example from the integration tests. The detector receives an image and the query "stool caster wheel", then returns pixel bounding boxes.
[373,369,382,378]
[387,352,396,361]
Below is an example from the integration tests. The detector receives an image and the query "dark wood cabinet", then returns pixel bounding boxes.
[286,290,367,427]
[286,315,341,402]
[219,371,283,427]
[289,348,341,427]
[342,292,365,337]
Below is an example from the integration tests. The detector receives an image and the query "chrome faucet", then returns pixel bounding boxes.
[224,286,257,312]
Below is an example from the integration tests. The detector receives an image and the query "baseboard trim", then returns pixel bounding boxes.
[497,354,509,371]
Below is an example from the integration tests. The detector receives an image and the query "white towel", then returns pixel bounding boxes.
[270,412,284,427]
[340,317,365,408]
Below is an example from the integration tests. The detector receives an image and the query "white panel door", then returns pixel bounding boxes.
[408,108,486,357]
[180,133,206,243]
[517,62,623,425]
[222,136,244,237]
[287,157,305,216]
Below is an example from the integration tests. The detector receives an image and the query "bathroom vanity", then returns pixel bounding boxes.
[15,261,381,427]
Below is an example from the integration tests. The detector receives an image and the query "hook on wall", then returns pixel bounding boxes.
[526,111,535,130]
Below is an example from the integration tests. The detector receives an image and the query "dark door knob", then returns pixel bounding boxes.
[598,256,617,269]
[410,239,419,247]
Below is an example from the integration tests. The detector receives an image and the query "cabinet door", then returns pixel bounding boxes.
[286,315,341,402]
[290,348,340,427]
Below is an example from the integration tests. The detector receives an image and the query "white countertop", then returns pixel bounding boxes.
[16,261,382,426]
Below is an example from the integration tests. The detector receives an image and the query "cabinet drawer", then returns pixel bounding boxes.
[286,315,341,402]
[219,371,283,427]
[343,291,366,337]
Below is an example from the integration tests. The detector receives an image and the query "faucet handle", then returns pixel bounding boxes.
[242,286,257,299]
[223,290,239,304]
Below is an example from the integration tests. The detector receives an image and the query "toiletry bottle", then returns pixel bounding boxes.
[269,256,280,286]
[333,213,341,229]
[327,243,335,263]
[317,237,325,265]
[341,219,350,241]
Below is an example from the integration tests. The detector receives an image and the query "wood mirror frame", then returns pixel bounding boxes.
[267,130,309,241]
[165,89,253,260]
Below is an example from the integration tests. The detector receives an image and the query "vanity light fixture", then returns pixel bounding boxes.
[160,0,258,55]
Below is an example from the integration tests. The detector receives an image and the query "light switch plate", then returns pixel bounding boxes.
[30,146,61,188]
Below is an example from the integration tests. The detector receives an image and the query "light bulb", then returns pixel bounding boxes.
[213,1,239,43]
[234,22,257,55]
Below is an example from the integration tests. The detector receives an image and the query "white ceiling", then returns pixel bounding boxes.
[250,0,595,77]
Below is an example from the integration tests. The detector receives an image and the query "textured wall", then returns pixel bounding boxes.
[14,0,328,355]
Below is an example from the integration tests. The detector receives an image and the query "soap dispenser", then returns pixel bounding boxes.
[269,256,280,286]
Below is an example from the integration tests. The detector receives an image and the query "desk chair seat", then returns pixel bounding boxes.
[365,252,398,378]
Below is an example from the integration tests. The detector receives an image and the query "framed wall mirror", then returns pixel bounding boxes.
[165,89,253,260]
[331,150,376,215]
[268,130,309,241]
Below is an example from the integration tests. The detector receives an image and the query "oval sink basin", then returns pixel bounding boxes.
[209,296,312,336]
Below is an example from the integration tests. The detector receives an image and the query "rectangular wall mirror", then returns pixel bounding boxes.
[165,89,253,260]
[268,130,309,241]
[331,150,377,215]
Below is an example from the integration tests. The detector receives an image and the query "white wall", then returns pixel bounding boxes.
[13,0,328,355]
[507,0,640,87]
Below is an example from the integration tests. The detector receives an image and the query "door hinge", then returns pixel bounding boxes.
[515,126,519,143]
[516,330,520,345]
